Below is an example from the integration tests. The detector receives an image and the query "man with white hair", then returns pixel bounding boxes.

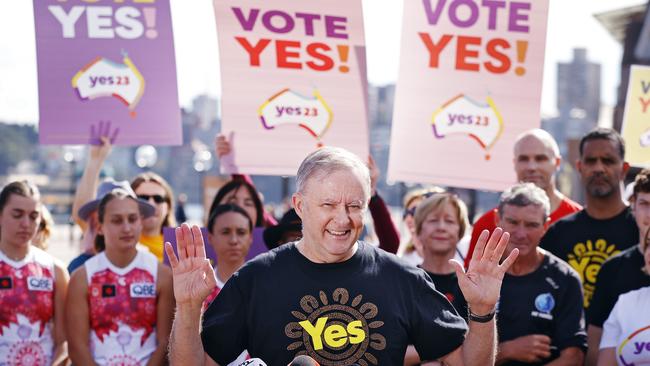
[166,147,519,365]
[464,129,582,268]
[495,183,586,365]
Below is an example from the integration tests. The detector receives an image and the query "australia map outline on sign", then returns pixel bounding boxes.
[71,51,145,117]
[258,88,333,147]
[431,94,504,160]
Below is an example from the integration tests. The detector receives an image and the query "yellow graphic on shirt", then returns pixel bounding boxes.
[566,239,620,308]
[285,288,386,365]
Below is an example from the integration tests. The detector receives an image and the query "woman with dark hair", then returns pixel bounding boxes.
[0,181,68,365]
[209,181,264,228]
[200,203,254,365]
[66,183,174,365]
[205,203,254,302]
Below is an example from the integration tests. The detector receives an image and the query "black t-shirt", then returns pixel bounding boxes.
[539,207,639,309]
[201,242,468,365]
[497,252,587,366]
[587,245,650,327]
[423,270,468,318]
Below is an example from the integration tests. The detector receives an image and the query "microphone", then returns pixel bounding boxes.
[237,359,267,366]
[288,355,320,365]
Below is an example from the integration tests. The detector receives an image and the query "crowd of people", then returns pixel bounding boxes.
[0,126,648,365]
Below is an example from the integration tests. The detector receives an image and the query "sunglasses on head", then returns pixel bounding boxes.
[137,194,166,204]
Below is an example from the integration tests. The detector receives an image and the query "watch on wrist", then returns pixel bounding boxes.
[468,308,496,323]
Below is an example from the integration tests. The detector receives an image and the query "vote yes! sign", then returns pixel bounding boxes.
[213,0,369,176]
[34,0,182,145]
[388,0,549,191]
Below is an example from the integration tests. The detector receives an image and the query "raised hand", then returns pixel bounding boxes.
[215,131,239,173]
[88,121,118,162]
[214,132,233,158]
[164,224,217,309]
[450,228,518,314]
[89,120,119,145]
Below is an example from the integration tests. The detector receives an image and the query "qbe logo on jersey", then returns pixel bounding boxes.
[27,276,54,292]
[130,282,155,298]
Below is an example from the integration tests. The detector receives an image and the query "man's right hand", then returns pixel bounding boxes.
[499,334,552,363]
[165,224,217,309]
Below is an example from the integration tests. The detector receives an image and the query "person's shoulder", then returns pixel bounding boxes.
[547,209,585,230]
[622,205,637,220]
[83,251,104,267]
[360,242,429,280]
[559,197,583,212]
[602,244,641,267]
[543,251,581,281]
[138,247,159,262]
[237,242,297,274]
[473,207,497,226]
[30,246,57,266]
[617,286,650,305]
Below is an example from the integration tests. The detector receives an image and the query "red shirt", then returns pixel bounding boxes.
[464,197,582,268]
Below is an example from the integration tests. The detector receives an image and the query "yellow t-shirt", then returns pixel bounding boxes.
[139,234,164,262]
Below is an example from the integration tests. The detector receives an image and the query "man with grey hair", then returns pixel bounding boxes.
[166,147,519,365]
[465,128,582,268]
[494,183,586,365]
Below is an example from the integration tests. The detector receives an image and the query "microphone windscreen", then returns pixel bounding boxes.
[288,355,320,366]
[237,358,267,366]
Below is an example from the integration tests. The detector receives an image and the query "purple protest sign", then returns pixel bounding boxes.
[33,1,182,145]
[162,227,268,266]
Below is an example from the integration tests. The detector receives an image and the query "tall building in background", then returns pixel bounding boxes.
[557,48,601,123]
[192,94,219,131]
[544,48,603,204]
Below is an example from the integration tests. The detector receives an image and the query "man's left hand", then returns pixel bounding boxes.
[450,228,518,314]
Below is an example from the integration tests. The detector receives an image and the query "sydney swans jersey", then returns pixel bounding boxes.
[0,247,56,366]
[85,250,158,365]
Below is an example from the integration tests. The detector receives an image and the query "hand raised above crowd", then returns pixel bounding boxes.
[450,228,518,315]
[88,120,119,162]
[164,224,217,309]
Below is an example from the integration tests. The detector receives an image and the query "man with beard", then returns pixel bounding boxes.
[584,169,650,366]
[540,128,638,313]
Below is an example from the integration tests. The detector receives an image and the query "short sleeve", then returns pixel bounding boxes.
[201,275,248,364]
[410,273,468,361]
[600,297,623,349]
[588,261,617,327]
[552,272,587,351]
